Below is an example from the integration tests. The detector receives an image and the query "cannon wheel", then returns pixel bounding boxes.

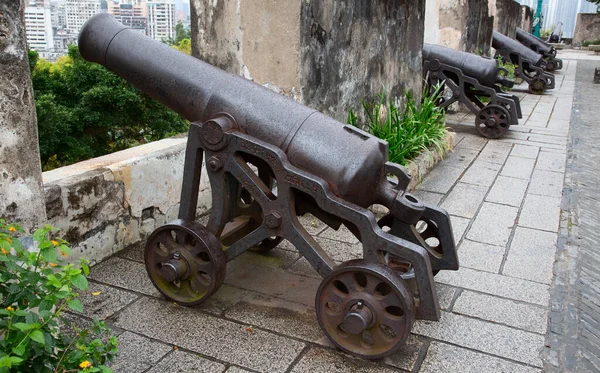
[315,260,414,360]
[475,104,511,139]
[528,77,547,95]
[545,60,557,73]
[145,220,226,306]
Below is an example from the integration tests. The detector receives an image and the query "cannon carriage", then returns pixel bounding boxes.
[79,14,459,360]
[492,31,556,95]
[515,28,563,73]
[423,43,523,139]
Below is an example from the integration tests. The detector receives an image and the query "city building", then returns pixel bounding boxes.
[24,2,54,57]
[64,0,101,34]
[147,1,176,41]
[108,0,148,34]
[516,0,598,38]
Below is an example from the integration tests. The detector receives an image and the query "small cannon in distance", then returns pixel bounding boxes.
[422,43,523,139]
[78,14,459,360]
[492,31,556,95]
[515,28,563,73]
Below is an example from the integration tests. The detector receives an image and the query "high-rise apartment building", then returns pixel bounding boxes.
[64,0,101,34]
[108,0,147,34]
[147,1,176,41]
[24,3,54,55]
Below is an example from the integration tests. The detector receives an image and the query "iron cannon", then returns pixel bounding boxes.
[515,28,563,72]
[492,31,556,94]
[79,14,459,359]
[423,43,523,139]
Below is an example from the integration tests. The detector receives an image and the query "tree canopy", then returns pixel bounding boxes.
[29,46,189,170]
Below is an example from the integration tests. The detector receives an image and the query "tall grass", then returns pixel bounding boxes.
[348,85,448,166]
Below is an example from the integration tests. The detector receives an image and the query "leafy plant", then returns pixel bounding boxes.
[0,220,118,373]
[348,85,449,166]
[583,39,600,47]
[540,29,552,41]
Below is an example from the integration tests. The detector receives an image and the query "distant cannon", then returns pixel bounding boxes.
[515,28,563,72]
[423,43,522,139]
[78,14,459,359]
[492,31,556,95]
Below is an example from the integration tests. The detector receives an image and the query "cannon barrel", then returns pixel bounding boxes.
[423,43,511,87]
[515,28,553,56]
[78,14,411,215]
[492,31,544,66]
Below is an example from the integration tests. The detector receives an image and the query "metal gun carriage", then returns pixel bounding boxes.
[492,31,556,95]
[515,28,563,73]
[423,43,523,139]
[79,14,459,359]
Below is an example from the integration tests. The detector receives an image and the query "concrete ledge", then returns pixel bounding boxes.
[43,136,211,264]
[549,43,566,50]
[588,45,600,54]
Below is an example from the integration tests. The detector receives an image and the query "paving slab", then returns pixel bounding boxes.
[536,151,567,173]
[114,297,305,372]
[195,284,249,316]
[318,225,360,244]
[477,141,513,164]
[441,183,487,219]
[224,292,323,344]
[108,331,172,373]
[419,164,464,194]
[225,367,253,373]
[503,227,558,285]
[459,160,502,187]
[466,202,518,246]
[413,312,545,367]
[383,334,427,371]
[413,190,444,205]
[501,156,536,180]
[435,267,550,306]
[290,347,397,373]
[77,281,139,321]
[419,341,540,373]
[313,237,362,262]
[528,169,564,198]
[436,283,458,311]
[455,134,488,151]
[457,239,505,273]
[230,248,300,270]
[89,257,161,297]
[519,194,561,232]
[145,350,226,373]
[453,291,548,334]
[441,147,479,170]
[450,215,470,243]
[486,176,529,207]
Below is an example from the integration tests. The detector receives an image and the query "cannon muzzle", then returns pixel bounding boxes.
[515,28,554,57]
[492,31,544,67]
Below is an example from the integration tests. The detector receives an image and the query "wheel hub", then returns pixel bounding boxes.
[159,252,189,283]
[343,301,374,334]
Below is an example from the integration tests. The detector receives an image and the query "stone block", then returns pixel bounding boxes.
[419,341,540,373]
[419,164,465,194]
[458,239,505,273]
[383,334,427,371]
[486,176,529,207]
[519,194,561,232]
[467,202,519,246]
[528,169,564,198]
[460,160,502,187]
[503,227,558,285]
[436,283,457,310]
[477,141,513,165]
[501,156,536,180]
[145,350,226,373]
[108,331,172,373]
[511,144,540,159]
[441,183,488,219]
[318,225,359,244]
[413,312,544,366]
[455,134,488,151]
[290,347,397,373]
[450,215,471,243]
[89,257,160,297]
[453,291,549,334]
[442,147,479,170]
[436,267,550,306]
[114,297,305,372]
[413,190,444,205]
[536,151,567,173]
[77,282,139,320]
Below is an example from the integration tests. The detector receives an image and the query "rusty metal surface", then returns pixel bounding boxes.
[492,31,556,94]
[516,28,563,72]
[78,14,460,359]
[423,44,521,138]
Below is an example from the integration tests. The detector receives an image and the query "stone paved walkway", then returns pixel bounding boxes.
[75,54,586,372]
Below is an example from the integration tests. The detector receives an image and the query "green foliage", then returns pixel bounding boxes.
[172,38,192,55]
[583,39,600,47]
[0,220,118,373]
[497,56,516,82]
[348,86,448,166]
[30,45,189,170]
[540,29,552,40]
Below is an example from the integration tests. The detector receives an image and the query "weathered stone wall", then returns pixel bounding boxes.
[43,137,211,263]
[494,0,522,38]
[190,0,425,122]
[438,0,493,55]
[424,0,442,44]
[573,13,600,45]
[521,5,534,33]
[0,0,47,231]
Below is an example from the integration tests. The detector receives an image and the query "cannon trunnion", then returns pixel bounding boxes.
[515,28,563,73]
[492,31,556,95]
[423,43,523,139]
[79,14,459,359]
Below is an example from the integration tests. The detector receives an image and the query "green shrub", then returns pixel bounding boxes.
[0,220,118,373]
[540,29,552,40]
[348,86,448,166]
[583,39,600,47]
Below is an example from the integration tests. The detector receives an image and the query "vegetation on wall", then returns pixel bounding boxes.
[29,46,189,171]
[583,39,600,47]
[347,86,449,166]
